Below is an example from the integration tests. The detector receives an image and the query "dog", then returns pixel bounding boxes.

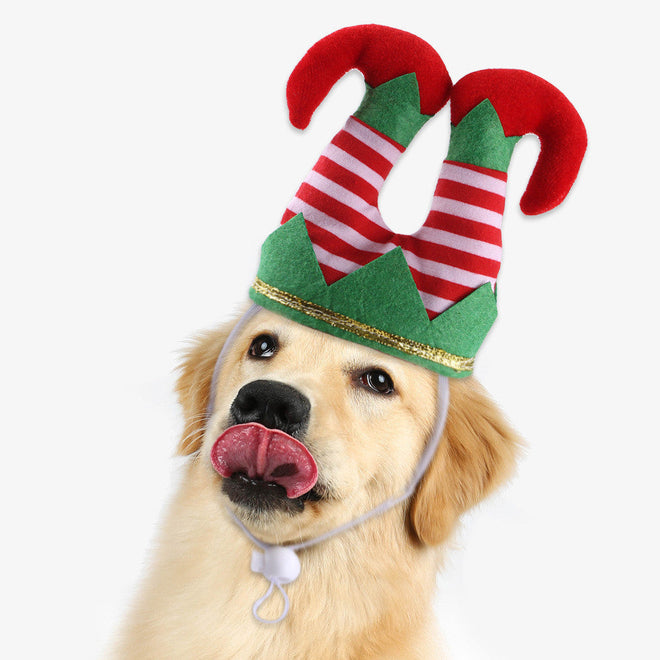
[113,306,519,659]
[111,23,587,656]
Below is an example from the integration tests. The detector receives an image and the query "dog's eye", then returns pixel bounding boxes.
[359,369,394,395]
[248,334,278,358]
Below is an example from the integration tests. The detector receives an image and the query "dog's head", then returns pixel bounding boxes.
[176,308,519,546]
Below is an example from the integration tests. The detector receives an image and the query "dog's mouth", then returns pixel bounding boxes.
[222,472,324,514]
[211,423,321,514]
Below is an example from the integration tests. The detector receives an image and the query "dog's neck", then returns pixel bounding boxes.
[116,460,446,659]
[219,491,444,658]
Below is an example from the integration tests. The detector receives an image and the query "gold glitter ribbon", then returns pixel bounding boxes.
[252,278,474,372]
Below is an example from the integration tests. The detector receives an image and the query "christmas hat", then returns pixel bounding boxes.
[249,25,586,377]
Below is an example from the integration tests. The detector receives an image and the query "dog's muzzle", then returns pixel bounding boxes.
[211,422,318,498]
[210,380,317,500]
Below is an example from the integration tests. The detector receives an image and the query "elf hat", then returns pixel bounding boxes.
[249,25,587,377]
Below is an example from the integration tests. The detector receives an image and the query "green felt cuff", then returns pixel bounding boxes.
[354,73,433,147]
[447,99,522,172]
[249,214,498,377]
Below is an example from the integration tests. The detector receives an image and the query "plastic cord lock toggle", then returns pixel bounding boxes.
[250,546,301,623]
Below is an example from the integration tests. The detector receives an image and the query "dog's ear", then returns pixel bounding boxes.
[175,318,240,455]
[409,378,521,546]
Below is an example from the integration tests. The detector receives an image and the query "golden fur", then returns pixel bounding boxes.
[113,309,519,659]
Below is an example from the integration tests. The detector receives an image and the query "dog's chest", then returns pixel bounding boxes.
[202,531,444,659]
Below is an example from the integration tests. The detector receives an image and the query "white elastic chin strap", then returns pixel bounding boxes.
[207,304,450,624]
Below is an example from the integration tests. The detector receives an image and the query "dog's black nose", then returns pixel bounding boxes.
[230,380,311,437]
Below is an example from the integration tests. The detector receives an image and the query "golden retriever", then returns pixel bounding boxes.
[113,307,519,659]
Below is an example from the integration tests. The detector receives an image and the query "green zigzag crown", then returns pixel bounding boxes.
[249,214,497,377]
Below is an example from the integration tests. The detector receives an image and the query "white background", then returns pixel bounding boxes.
[1,1,657,658]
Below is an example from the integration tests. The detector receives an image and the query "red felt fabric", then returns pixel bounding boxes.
[451,69,587,215]
[287,24,452,129]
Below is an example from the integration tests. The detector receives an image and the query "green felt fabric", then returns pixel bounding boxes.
[446,99,521,172]
[354,73,432,147]
[250,214,498,377]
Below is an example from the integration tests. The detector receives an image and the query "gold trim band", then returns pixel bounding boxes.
[252,278,474,372]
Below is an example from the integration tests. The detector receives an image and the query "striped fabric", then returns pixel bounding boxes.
[282,116,507,319]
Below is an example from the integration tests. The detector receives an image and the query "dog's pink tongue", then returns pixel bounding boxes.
[210,423,318,498]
